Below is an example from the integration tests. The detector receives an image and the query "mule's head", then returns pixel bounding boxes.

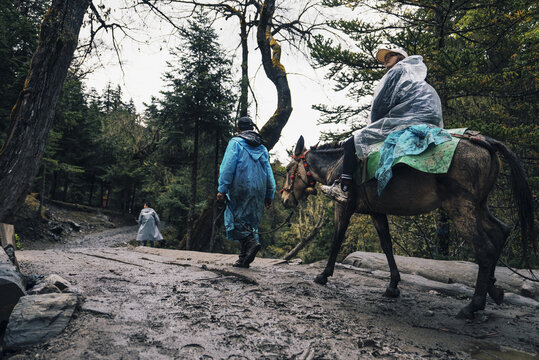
[281,136,318,208]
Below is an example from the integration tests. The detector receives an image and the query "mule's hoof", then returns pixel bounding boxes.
[456,306,475,320]
[488,286,504,305]
[314,274,328,285]
[383,287,400,298]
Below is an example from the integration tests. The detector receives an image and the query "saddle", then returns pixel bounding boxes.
[354,128,471,185]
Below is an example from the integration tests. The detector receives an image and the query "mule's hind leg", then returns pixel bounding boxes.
[444,201,501,318]
[371,213,401,297]
[483,211,511,305]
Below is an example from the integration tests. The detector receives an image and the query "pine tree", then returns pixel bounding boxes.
[154,11,236,249]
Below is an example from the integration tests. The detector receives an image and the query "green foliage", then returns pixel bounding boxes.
[341,214,381,256]
[14,233,22,250]
[157,227,181,249]
[264,163,335,263]
[0,0,47,146]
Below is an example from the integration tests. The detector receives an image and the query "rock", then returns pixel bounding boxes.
[50,225,64,235]
[358,339,377,348]
[3,244,19,269]
[343,251,539,301]
[0,247,26,330]
[3,293,78,350]
[67,221,81,231]
[25,274,45,289]
[27,282,62,295]
[288,258,303,265]
[520,282,534,298]
[27,274,71,294]
[44,274,71,291]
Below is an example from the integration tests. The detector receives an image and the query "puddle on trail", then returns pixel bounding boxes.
[467,341,538,360]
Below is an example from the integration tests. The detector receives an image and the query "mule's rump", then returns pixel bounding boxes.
[357,139,495,216]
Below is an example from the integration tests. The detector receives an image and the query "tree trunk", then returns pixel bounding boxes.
[100,181,104,208]
[87,173,95,207]
[106,190,110,208]
[185,0,293,252]
[130,182,136,214]
[39,163,46,215]
[50,171,57,200]
[186,117,200,250]
[256,0,292,150]
[283,217,329,261]
[0,0,90,223]
[239,17,249,117]
[210,126,221,252]
[62,174,69,202]
[122,189,129,214]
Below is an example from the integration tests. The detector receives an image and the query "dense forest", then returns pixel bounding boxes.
[0,0,536,266]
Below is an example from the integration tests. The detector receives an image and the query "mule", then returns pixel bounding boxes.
[281,134,535,318]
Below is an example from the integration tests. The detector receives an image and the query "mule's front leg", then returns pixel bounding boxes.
[315,202,354,285]
[371,213,401,298]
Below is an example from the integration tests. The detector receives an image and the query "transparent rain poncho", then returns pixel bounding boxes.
[353,55,443,158]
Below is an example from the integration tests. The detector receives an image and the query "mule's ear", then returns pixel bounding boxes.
[294,136,305,157]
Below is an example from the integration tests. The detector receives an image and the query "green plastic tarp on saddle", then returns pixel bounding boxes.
[355,128,468,183]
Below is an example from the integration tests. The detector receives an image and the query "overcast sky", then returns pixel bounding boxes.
[82,2,357,162]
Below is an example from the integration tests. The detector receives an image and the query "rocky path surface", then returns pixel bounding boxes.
[5,225,539,359]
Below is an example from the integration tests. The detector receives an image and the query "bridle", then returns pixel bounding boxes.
[280,150,316,201]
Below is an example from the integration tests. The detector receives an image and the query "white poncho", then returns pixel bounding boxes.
[354,55,443,158]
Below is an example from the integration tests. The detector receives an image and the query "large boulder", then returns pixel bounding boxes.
[343,251,539,300]
[3,293,78,350]
[0,248,25,334]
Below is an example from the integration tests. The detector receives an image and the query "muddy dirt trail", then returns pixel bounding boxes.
[5,225,538,359]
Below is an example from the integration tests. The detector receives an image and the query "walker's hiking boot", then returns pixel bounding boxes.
[232,258,248,268]
[320,178,351,203]
[243,235,261,266]
[233,239,248,268]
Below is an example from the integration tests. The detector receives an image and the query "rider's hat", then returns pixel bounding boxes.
[376,48,408,63]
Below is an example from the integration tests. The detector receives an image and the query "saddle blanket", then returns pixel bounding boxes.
[355,127,468,190]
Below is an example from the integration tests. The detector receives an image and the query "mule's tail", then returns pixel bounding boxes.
[482,136,537,264]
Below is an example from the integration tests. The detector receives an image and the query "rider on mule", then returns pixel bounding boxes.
[321,48,444,202]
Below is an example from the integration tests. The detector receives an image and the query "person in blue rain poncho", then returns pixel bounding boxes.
[321,47,445,203]
[217,116,276,268]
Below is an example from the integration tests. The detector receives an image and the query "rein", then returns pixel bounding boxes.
[223,200,294,235]
[280,150,317,197]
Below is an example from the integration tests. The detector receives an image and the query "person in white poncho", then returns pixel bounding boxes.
[321,48,444,203]
[136,202,163,247]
